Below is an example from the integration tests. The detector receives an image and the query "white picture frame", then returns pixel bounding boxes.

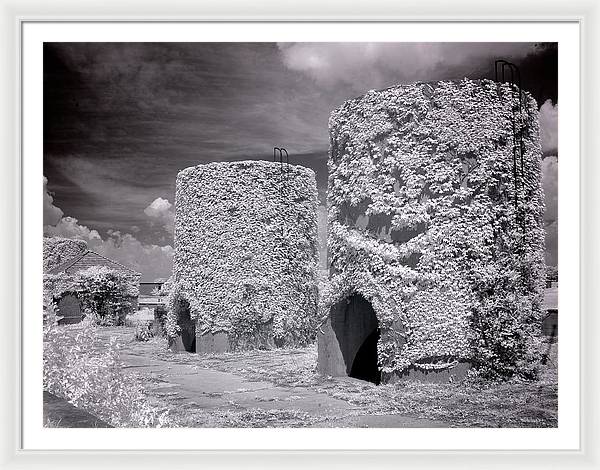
[1,0,599,468]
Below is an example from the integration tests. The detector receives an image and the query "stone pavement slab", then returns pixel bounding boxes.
[95,327,448,427]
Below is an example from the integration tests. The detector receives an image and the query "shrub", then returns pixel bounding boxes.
[134,321,154,342]
[468,263,545,380]
[125,307,154,327]
[158,277,172,297]
[75,266,138,326]
[43,300,169,427]
[153,305,168,336]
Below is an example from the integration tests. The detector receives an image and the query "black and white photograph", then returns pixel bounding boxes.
[41,41,559,429]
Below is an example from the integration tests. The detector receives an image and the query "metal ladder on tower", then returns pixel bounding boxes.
[495,59,525,216]
[273,147,291,271]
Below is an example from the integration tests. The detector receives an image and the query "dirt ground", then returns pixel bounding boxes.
[73,326,558,428]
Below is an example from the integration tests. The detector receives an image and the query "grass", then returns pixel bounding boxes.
[313,376,557,427]
[150,340,557,428]
[66,325,557,428]
[169,404,321,428]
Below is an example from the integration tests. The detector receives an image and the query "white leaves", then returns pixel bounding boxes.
[43,310,168,427]
[326,79,546,376]
[168,161,319,348]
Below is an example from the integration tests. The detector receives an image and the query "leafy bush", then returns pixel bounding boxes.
[125,307,154,327]
[470,294,543,380]
[468,263,545,380]
[75,266,138,326]
[134,321,154,342]
[158,277,172,296]
[43,301,169,427]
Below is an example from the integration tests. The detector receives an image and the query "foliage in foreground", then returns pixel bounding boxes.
[43,302,169,427]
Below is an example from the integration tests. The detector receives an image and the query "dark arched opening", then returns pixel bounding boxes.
[330,294,381,384]
[177,299,196,353]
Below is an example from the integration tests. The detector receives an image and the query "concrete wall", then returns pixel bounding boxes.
[317,317,347,377]
[196,331,229,354]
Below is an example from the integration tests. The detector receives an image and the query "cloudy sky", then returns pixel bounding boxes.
[43,42,558,281]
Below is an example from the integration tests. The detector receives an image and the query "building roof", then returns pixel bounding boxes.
[543,287,558,311]
[47,250,140,276]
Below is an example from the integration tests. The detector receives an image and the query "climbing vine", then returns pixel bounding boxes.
[323,79,546,379]
[167,161,319,350]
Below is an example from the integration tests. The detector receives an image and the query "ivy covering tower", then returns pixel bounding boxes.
[167,160,319,352]
[318,79,545,382]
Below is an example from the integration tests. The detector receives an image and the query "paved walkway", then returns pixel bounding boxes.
[115,338,446,428]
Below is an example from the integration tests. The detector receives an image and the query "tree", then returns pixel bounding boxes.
[74,266,138,326]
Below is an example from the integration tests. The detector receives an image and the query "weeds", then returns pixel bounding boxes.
[67,325,558,428]
[43,303,170,427]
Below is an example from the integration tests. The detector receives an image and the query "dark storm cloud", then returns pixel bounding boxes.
[278,42,558,106]
[44,43,335,244]
[44,42,558,277]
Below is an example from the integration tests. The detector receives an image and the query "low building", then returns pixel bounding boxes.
[48,250,140,278]
[138,281,166,309]
[45,248,141,324]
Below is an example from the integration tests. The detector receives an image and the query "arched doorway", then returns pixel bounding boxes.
[177,299,196,353]
[330,294,381,384]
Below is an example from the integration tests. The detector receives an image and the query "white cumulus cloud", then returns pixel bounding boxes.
[44,216,102,241]
[44,178,173,280]
[542,156,558,224]
[91,232,174,281]
[144,197,175,235]
[43,176,64,226]
[144,197,172,217]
